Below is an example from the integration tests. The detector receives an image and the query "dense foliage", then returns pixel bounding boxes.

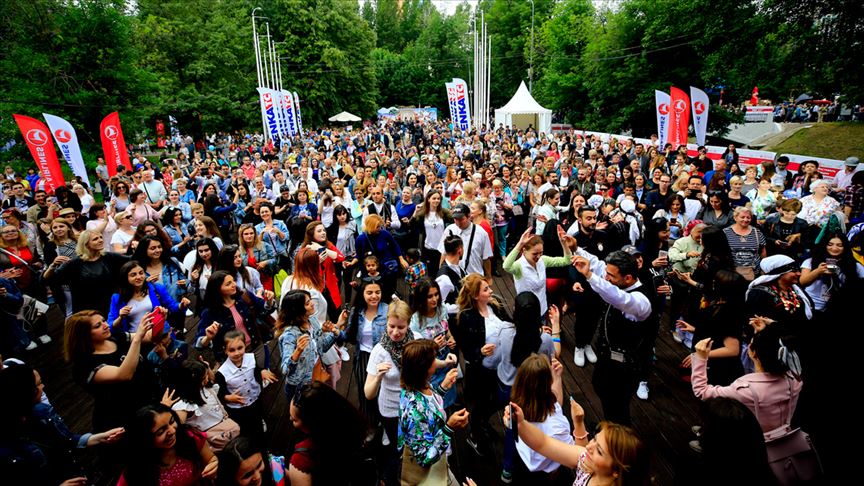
[2,0,862,166]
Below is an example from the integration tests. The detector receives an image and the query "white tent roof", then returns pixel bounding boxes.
[497,81,552,114]
[328,111,361,122]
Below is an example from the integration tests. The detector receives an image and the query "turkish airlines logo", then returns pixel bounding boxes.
[674,100,687,114]
[54,129,72,143]
[694,101,706,115]
[658,103,669,115]
[104,125,119,141]
[26,129,49,147]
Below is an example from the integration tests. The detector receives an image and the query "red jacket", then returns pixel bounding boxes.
[320,241,345,307]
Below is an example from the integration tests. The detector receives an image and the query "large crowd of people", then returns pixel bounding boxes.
[2,120,855,485]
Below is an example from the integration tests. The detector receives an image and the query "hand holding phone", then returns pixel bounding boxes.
[509,403,519,442]
[150,307,166,338]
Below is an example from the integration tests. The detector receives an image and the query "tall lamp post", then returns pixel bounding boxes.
[528,0,535,93]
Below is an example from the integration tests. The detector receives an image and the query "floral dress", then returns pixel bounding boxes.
[398,388,451,467]
[797,195,840,226]
[745,189,777,221]
[409,306,457,407]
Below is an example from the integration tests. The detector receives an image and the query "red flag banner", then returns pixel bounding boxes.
[668,86,691,149]
[100,111,132,176]
[13,114,66,193]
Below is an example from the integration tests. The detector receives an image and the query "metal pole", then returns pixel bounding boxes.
[486,26,491,131]
[473,15,478,132]
[252,9,267,140]
[529,0,535,93]
[481,14,485,132]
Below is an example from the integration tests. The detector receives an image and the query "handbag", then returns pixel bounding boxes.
[312,357,331,383]
[204,418,241,453]
[264,231,292,271]
[752,376,823,485]
[735,265,756,281]
[401,448,449,486]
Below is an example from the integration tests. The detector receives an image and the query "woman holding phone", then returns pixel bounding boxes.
[107,261,183,333]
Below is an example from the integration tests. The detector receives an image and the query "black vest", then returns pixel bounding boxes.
[436,263,465,305]
[598,284,652,360]
[367,202,391,222]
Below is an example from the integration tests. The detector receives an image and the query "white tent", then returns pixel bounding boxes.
[328,111,361,122]
[494,81,552,134]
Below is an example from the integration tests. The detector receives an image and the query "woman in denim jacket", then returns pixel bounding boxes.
[277,289,345,400]
[345,280,389,427]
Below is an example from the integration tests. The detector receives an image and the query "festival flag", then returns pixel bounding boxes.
[690,87,710,146]
[13,114,66,193]
[99,112,132,176]
[668,86,690,149]
[654,90,671,148]
[446,82,459,126]
[282,89,298,137]
[293,91,303,135]
[451,78,472,131]
[257,87,281,143]
[42,113,89,186]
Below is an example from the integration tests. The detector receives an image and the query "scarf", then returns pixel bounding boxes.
[379,331,414,370]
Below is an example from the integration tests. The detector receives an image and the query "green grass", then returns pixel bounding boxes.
[766,122,864,160]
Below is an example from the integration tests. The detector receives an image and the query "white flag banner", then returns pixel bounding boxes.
[257,87,281,142]
[281,90,297,137]
[445,82,458,125]
[451,78,471,131]
[654,90,671,148]
[293,91,303,135]
[690,86,710,146]
[42,113,89,186]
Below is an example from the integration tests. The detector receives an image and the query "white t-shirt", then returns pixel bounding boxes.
[172,385,227,432]
[366,343,402,418]
[801,258,864,311]
[424,213,445,250]
[126,296,153,332]
[359,316,375,353]
[436,222,493,276]
[482,311,507,369]
[110,230,133,250]
[516,403,575,473]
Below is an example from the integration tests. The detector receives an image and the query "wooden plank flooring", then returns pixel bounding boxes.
[25,275,703,485]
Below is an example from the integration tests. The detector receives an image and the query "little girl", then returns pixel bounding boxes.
[172,359,240,452]
[352,254,383,288]
[215,330,278,443]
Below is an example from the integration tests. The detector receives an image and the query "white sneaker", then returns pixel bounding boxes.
[637,381,649,400]
[185,309,193,317]
[672,330,683,343]
[573,347,586,367]
[584,345,597,364]
[25,341,38,351]
[382,429,390,446]
[338,345,351,362]
[262,420,268,433]
[38,335,52,344]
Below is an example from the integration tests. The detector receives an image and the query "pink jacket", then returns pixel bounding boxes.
[691,355,802,434]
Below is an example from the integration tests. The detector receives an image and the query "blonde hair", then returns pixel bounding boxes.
[456,273,500,324]
[49,218,78,243]
[733,205,753,218]
[363,214,384,234]
[76,230,104,259]
[0,225,26,249]
[388,299,412,322]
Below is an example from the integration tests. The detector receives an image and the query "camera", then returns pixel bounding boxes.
[825,258,839,274]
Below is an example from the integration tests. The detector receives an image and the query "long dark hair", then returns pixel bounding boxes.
[510,292,543,368]
[203,270,235,312]
[216,437,276,486]
[0,363,37,437]
[410,278,442,326]
[174,359,210,407]
[347,280,383,343]
[216,245,251,289]
[161,207,183,228]
[132,235,171,267]
[290,382,367,483]
[122,404,203,486]
[699,398,776,486]
[193,237,220,274]
[811,232,859,281]
[276,289,311,336]
[117,261,148,303]
[326,204,351,244]
[642,217,670,262]
[699,225,734,269]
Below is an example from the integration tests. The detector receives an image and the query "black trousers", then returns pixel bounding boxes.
[465,363,498,438]
[592,357,638,426]
[422,247,441,279]
[572,291,603,348]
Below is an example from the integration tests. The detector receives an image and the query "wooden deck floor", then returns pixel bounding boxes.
[27,275,704,485]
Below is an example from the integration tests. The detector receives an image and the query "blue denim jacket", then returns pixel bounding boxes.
[347,303,389,347]
[279,317,339,386]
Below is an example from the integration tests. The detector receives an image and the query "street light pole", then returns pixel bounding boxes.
[529,0,534,93]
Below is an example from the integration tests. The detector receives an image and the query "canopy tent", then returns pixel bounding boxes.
[328,111,361,122]
[494,81,552,134]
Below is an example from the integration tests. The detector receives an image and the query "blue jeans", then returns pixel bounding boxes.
[497,381,515,473]
[494,225,508,258]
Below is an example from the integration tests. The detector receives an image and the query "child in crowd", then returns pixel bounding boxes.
[351,253,383,288]
[172,359,240,452]
[403,248,427,290]
[146,327,189,387]
[214,330,277,444]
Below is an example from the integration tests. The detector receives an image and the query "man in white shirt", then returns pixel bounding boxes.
[436,203,493,279]
[299,167,319,197]
[139,170,167,209]
[362,185,400,230]
[677,175,707,221]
